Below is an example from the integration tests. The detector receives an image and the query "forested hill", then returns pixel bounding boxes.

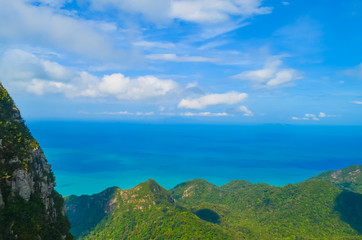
[0,83,73,239]
[66,167,362,240]
[66,179,235,240]
[309,164,362,194]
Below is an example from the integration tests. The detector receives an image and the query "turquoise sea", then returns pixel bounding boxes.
[27,122,362,196]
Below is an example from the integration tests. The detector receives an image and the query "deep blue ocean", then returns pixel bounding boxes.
[27,122,362,196]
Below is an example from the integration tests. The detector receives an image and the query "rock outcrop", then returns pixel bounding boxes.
[0,83,73,239]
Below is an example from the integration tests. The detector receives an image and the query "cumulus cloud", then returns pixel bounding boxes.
[233,58,302,88]
[146,53,218,62]
[0,0,116,59]
[238,105,253,116]
[83,74,179,100]
[0,49,179,100]
[178,91,247,109]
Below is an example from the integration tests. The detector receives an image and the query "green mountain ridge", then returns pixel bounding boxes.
[67,179,234,240]
[66,165,362,240]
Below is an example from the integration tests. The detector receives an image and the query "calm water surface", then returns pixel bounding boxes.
[27,122,362,196]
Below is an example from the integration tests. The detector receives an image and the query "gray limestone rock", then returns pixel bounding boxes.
[10,169,34,201]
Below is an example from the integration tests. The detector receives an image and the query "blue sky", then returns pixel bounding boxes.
[1,0,362,124]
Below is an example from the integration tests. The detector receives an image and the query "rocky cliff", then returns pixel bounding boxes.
[0,83,73,239]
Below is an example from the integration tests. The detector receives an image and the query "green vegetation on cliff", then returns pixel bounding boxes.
[0,83,73,240]
[0,83,39,179]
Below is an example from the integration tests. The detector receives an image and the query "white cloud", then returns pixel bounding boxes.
[0,1,116,59]
[136,112,155,116]
[99,111,155,116]
[133,41,176,49]
[305,114,319,121]
[292,112,335,121]
[85,74,179,100]
[291,116,311,121]
[146,53,218,62]
[88,0,271,24]
[351,101,362,105]
[180,112,228,117]
[238,105,253,116]
[101,111,133,115]
[26,79,73,95]
[233,57,302,88]
[0,49,73,82]
[178,91,247,109]
[186,82,198,88]
[281,2,290,5]
[0,49,179,100]
[170,0,272,24]
[318,112,326,118]
[99,111,228,117]
[266,69,299,87]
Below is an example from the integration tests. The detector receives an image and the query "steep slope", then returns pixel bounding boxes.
[309,164,362,194]
[65,187,120,238]
[66,179,235,240]
[0,83,73,239]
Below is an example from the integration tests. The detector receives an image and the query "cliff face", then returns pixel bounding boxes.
[0,83,73,240]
